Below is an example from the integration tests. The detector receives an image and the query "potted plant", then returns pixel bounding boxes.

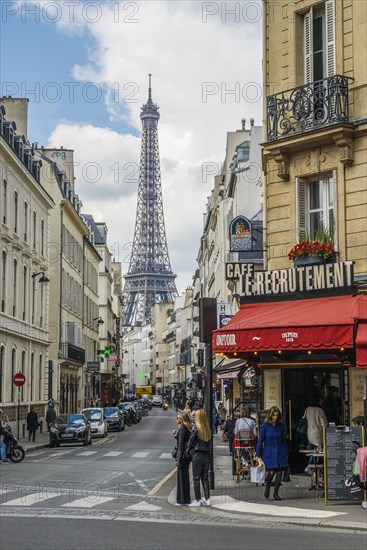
[288,228,336,266]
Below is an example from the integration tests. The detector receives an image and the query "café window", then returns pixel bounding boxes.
[296,172,336,242]
[304,0,335,83]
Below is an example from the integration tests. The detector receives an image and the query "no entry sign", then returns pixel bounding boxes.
[13,373,26,387]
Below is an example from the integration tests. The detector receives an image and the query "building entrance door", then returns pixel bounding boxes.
[283,366,345,472]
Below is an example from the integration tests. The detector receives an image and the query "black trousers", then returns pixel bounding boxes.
[176,458,191,504]
[192,452,210,501]
[28,429,36,442]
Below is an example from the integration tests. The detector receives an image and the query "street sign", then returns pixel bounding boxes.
[87,362,100,372]
[13,373,26,387]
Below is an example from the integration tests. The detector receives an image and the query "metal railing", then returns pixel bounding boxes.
[267,75,350,141]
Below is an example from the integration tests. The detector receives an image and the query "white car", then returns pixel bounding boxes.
[81,408,108,438]
[151,395,163,407]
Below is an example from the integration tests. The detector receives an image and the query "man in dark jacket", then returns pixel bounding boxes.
[46,406,56,432]
[0,409,9,463]
[27,407,38,442]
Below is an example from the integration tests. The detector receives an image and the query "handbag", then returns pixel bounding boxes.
[297,416,308,436]
[172,446,178,460]
[250,466,266,484]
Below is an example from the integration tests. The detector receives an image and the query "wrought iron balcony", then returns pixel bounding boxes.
[267,75,350,142]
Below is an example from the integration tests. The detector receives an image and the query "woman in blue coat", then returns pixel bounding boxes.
[256,406,288,501]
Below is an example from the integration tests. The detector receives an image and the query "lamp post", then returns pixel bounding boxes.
[31,271,50,285]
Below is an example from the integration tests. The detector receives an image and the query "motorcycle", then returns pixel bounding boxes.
[2,417,25,463]
[162,402,168,411]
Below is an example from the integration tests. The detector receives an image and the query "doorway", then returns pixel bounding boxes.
[283,366,346,472]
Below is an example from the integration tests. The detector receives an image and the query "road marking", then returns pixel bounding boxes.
[76,451,98,457]
[1,492,60,507]
[131,452,149,458]
[124,501,162,512]
[146,467,177,497]
[158,453,172,459]
[104,451,124,457]
[62,496,114,508]
[0,489,12,496]
[210,496,347,518]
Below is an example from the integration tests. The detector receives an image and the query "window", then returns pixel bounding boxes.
[30,352,35,401]
[23,266,27,321]
[304,0,335,83]
[39,355,43,401]
[24,202,28,242]
[31,274,36,324]
[1,252,6,312]
[11,348,16,402]
[0,346,4,402]
[21,350,26,401]
[41,220,45,256]
[40,284,44,327]
[14,191,18,233]
[2,179,7,224]
[296,172,336,241]
[13,259,17,317]
[33,211,37,250]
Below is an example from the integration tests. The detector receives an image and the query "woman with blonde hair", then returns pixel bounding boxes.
[186,409,212,506]
[255,406,288,501]
[172,410,192,506]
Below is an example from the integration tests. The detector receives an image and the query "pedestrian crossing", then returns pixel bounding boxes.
[24,449,173,462]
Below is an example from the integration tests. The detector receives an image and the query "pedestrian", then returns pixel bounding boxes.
[212,407,221,436]
[223,412,236,454]
[302,397,328,475]
[173,411,192,506]
[0,409,8,464]
[255,406,288,501]
[46,406,56,432]
[187,409,212,507]
[218,403,227,427]
[352,415,365,427]
[234,408,257,438]
[27,406,39,442]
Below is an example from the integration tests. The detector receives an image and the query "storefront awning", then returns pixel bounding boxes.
[214,358,246,379]
[212,294,367,364]
[356,322,367,368]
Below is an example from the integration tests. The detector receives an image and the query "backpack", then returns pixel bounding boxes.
[297,415,308,436]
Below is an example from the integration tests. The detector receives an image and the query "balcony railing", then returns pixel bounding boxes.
[60,342,85,364]
[267,75,350,142]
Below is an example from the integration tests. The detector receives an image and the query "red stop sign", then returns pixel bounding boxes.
[13,373,26,387]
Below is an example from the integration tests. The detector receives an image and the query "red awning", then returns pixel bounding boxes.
[212,294,367,361]
[356,322,367,367]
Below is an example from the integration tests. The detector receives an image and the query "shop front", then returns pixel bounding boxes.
[213,261,367,471]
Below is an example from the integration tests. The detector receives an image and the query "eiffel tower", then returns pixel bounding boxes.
[123,75,177,326]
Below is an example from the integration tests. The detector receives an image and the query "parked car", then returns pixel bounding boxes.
[49,413,92,447]
[81,408,108,438]
[152,395,163,407]
[104,406,125,432]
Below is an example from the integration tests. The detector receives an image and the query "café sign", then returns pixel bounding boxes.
[226,261,354,298]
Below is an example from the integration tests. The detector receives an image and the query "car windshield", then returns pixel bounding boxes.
[55,414,84,424]
[105,407,118,415]
[82,409,102,421]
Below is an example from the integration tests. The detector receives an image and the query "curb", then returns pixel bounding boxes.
[167,487,367,531]
[23,442,49,453]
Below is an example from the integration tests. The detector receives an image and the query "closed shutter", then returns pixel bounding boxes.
[304,8,313,83]
[325,0,336,77]
[296,177,307,242]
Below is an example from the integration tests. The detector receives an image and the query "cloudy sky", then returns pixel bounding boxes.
[2,0,263,292]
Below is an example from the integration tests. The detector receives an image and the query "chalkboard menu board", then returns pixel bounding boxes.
[325,426,364,502]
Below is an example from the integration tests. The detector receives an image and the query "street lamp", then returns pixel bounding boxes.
[93,316,104,326]
[32,271,50,285]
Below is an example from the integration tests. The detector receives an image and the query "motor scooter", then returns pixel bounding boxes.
[2,416,25,463]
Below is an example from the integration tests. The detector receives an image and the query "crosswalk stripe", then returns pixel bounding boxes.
[104,451,124,457]
[131,452,149,458]
[158,453,172,459]
[62,496,114,508]
[0,489,12,496]
[1,492,60,507]
[76,451,98,457]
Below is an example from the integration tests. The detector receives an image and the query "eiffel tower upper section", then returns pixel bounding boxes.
[123,76,177,326]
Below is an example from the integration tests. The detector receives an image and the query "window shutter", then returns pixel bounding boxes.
[296,177,307,242]
[325,0,336,77]
[304,8,313,83]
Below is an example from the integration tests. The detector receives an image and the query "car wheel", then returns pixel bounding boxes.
[117,423,122,432]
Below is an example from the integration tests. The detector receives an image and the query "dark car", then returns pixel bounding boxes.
[104,407,125,432]
[49,413,92,447]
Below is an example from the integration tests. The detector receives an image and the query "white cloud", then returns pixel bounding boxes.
[45,0,263,292]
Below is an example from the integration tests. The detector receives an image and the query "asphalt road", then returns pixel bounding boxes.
[1,408,365,550]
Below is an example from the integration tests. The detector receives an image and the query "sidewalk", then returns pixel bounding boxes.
[17,431,50,452]
[168,439,367,531]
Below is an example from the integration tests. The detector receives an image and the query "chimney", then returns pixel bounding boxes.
[1,97,29,138]
[241,118,246,130]
[250,118,254,127]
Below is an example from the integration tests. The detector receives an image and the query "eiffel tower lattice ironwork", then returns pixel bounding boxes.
[123,76,177,326]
